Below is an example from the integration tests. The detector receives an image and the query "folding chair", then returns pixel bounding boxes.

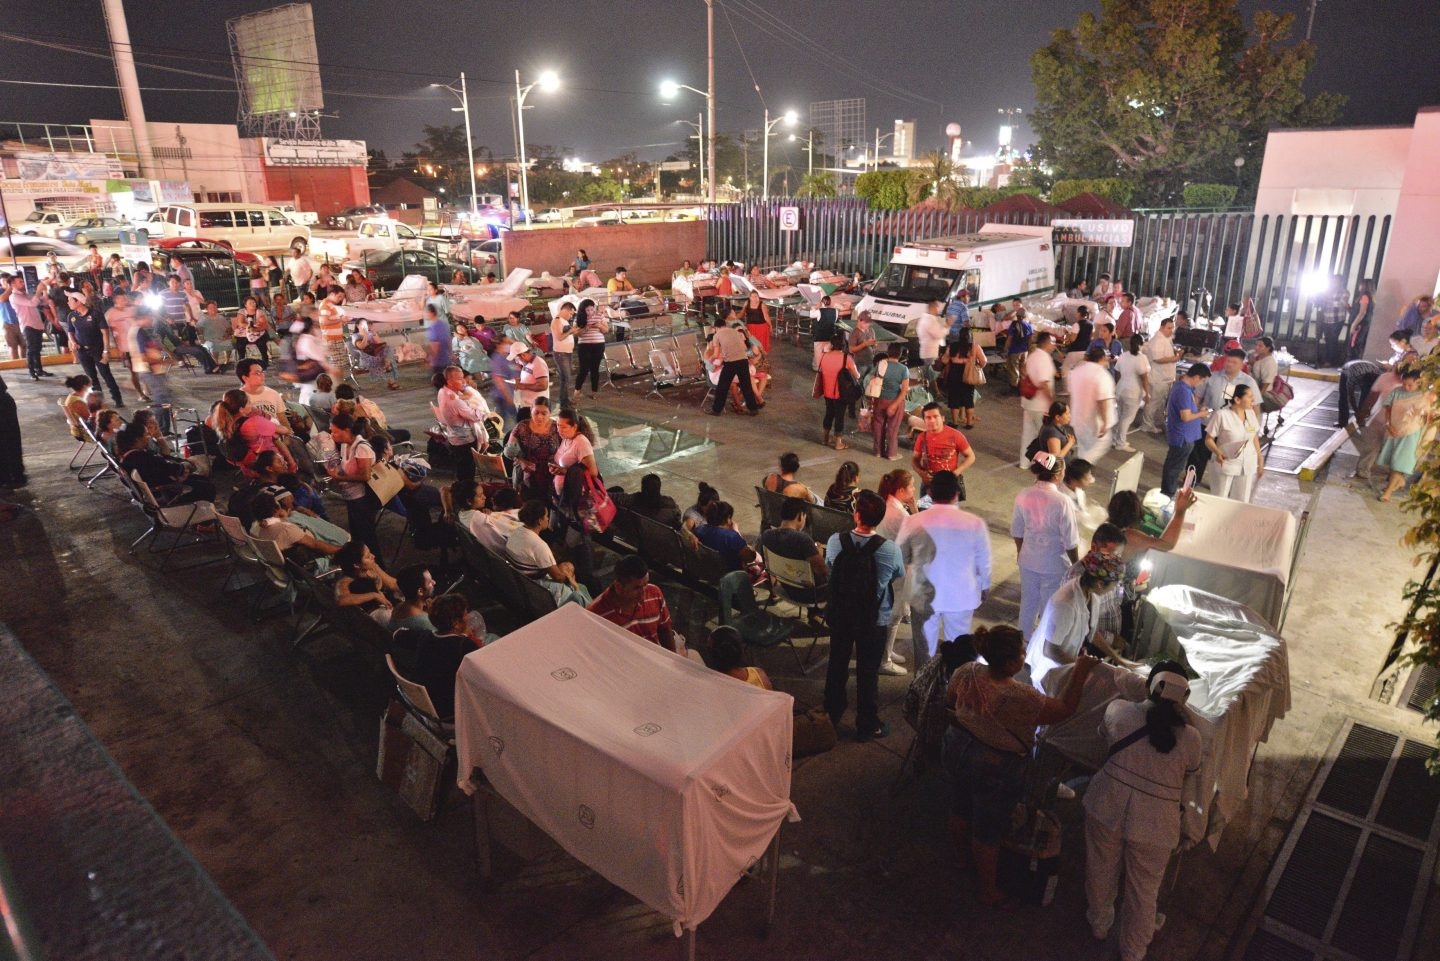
[216,512,267,600]
[754,487,789,533]
[807,503,856,546]
[76,419,120,489]
[127,472,222,572]
[717,570,799,669]
[761,547,829,672]
[385,654,455,737]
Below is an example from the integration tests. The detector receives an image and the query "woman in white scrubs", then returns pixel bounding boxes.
[1025,550,1129,694]
[1084,662,1203,961]
[1203,383,1264,502]
[1011,451,1080,641]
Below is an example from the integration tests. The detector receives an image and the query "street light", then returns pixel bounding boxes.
[430,73,477,218]
[659,79,712,202]
[514,69,559,225]
[997,106,1023,160]
[762,108,797,200]
[872,129,896,171]
[675,116,706,198]
[788,131,815,175]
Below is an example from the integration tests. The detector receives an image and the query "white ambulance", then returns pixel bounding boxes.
[855,223,1056,336]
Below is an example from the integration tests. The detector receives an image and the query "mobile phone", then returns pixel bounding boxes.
[1180,465,1197,494]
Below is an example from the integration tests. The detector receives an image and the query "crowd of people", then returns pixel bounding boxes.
[12,241,1438,961]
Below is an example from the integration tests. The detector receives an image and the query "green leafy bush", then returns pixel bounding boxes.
[1181,183,1239,208]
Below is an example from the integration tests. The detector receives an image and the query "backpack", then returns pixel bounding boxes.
[827,532,885,626]
[1006,318,1032,353]
[222,415,251,464]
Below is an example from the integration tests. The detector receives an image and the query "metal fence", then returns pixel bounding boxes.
[706,199,1391,348]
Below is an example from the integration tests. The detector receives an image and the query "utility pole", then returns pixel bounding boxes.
[1305,0,1321,41]
[706,0,716,204]
[101,0,156,178]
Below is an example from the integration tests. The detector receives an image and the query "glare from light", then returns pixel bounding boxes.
[788,134,796,142]
[659,80,679,100]
[783,110,798,126]
[1301,271,1331,298]
[144,293,162,310]
[537,71,560,93]
[1140,558,1153,573]
[998,125,1013,148]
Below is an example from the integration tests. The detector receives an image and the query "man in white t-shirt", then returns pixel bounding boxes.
[1140,316,1184,433]
[549,301,577,407]
[1066,344,1117,463]
[510,342,550,408]
[916,299,948,396]
[1020,332,1059,467]
[236,358,286,420]
[288,248,316,297]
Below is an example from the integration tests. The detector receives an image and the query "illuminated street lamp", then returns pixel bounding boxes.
[788,130,815,175]
[429,72,476,217]
[762,108,797,200]
[514,69,559,224]
[660,79,712,201]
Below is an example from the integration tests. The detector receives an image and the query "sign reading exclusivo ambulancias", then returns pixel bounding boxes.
[1052,219,1134,248]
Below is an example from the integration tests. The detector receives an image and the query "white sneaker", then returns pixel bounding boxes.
[889,651,906,664]
[878,660,908,676]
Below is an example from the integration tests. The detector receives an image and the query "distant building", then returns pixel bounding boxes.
[892,120,917,162]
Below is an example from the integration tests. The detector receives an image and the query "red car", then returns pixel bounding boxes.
[152,237,262,267]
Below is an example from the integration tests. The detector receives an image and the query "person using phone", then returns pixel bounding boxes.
[1160,364,1212,496]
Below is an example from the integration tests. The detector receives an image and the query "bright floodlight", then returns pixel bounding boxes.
[788,133,796,142]
[783,110,798,125]
[659,80,679,99]
[1301,270,1330,298]
[537,71,560,92]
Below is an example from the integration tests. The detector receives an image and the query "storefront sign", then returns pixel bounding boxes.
[1,178,104,195]
[1052,218,1134,248]
[261,138,367,167]
[13,151,122,181]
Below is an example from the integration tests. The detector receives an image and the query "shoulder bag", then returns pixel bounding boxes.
[963,348,987,387]
[865,358,889,398]
[367,460,405,506]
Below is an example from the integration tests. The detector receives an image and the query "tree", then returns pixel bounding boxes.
[911,151,961,208]
[796,172,838,199]
[1029,0,1343,206]
[856,169,923,210]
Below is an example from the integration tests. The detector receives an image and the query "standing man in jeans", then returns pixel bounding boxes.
[549,300,577,408]
[1160,364,1212,496]
[65,290,124,406]
[824,490,905,741]
[704,312,762,416]
[0,273,55,380]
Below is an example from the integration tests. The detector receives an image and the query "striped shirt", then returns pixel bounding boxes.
[587,584,673,646]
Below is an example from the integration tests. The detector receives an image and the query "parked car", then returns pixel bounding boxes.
[0,236,89,267]
[274,203,319,226]
[149,247,252,309]
[327,205,387,230]
[152,237,262,267]
[532,208,567,224]
[16,210,74,236]
[54,216,128,246]
[152,203,311,254]
[343,248,482,292]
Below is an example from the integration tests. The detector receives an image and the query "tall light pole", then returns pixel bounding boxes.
[789,131,816,176]
[430,73,477,218]
[872,129,896,171]
[514,69,559,225]
[706,0,716,204]
[762,108,797,200]
[997,106,1023,161]
[675,115,706,198]
[661,80,711,200]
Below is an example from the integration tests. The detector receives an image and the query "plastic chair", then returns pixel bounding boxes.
[761,547,829,672]
[385,654,455,736]
[717,570,799,668]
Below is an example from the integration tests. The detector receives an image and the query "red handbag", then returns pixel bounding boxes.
[580,472,617,534]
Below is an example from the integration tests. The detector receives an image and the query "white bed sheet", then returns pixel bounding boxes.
[455,605,798,932]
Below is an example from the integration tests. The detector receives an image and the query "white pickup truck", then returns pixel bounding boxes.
[310,217,445,262]
[275,203,319,226]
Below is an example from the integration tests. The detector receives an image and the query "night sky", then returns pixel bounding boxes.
[2,0,1437,167]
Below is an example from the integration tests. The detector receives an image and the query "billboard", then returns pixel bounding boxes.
[228,4,324,117]
[13,152,122,181]
[1052,219,1135,248]
[261,139,366,167]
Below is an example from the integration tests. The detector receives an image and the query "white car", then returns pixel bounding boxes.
[532,209,567,223]
[0,236,90,267]
[15,210,71,237]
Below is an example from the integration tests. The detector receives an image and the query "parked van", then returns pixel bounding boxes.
[855,224,1056,335]
[154,203,312,254]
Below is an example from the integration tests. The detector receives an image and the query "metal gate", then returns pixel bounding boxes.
[706,200,1390,349]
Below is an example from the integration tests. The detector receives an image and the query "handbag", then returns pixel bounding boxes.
[838,366,864,405]
[792,706,837,758]
[1018,373,1039,399]
[367,461,405,505]
[865,358,888,398]
[963,352,987,387]
[811,369,824,400]
[579,471,617,533]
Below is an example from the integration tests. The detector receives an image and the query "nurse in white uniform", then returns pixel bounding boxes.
[1084,662,1203,961]
[1024,549,1129,695]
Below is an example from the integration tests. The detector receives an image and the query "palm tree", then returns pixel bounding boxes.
[910,150,961,208]
[796,171,838,199]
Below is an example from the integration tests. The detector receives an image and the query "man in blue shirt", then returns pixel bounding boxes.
[825,490,905,741]
[1161,364,1213,496]
[425,304,452,377]
[1189,348,1259,487]
[945,288,972,342]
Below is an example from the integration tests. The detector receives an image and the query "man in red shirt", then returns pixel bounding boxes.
[1114,292,1141,340]
[587,555,678,652]
[912,402,976,490]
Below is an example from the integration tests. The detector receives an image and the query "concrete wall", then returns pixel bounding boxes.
[500,221,706,288]
[91,119,251,201]
[1365,108,1440,358]
[261,165,369,219]
[1254,125,1412,221]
